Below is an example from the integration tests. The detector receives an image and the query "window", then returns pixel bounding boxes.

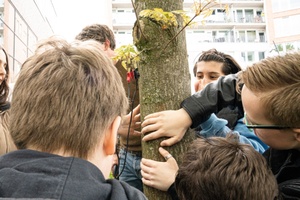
[272,0,300,12]
[247,31,256,42]
[238,31,246,42]
[258,52,265,60]
[241,52,246,62]
[247,52,254,62]
[259,32,265,42]
[274,15,300,37]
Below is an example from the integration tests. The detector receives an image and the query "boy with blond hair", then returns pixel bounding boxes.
[0,38,146,200]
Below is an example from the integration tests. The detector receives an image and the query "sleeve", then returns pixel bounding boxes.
[278,177,300,199]
[181,74,242,129]
[167,183,179,200]
[233,118,268,154]
[200,114,268,154]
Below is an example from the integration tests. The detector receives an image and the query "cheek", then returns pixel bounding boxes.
[194,80,200,92]
[108,50,116,58]
[257,129,291,149]
[254,129,274,147]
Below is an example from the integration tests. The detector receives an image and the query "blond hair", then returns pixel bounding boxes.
[241,52,300,127]
[10,38,128,159]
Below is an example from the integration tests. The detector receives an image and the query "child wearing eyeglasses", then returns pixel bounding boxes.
[141,52,300,199]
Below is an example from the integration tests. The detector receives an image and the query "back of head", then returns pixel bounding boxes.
[193,48,242,76]
[75,24,116,50]
[241,52,300,128]
[175,134,279,200]
[10,37,128,159]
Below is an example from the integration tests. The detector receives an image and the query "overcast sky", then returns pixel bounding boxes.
[51,0,113,41]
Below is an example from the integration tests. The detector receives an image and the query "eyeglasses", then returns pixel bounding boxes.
[244,113,292,129]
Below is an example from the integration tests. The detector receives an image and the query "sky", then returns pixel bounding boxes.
[51,0,113,41]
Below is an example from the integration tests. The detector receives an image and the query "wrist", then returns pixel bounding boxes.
[178,108,192,128]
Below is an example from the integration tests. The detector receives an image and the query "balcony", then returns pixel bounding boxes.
[184,0,264,8]
[112,0,132,8]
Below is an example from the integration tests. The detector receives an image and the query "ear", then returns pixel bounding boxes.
[103,39,110,51]
[293,128,300,143]
[103,116,121,155]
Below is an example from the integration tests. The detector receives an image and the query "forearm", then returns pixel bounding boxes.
[181,74,241,129]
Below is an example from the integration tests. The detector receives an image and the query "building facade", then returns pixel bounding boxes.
[112,0,270,70]
[1,0,299,82]
[0,0,56,81]
[265,0,300,54]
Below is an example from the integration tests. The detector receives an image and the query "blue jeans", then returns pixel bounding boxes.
[118,148,143,192]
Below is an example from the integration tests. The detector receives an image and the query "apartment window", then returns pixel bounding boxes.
[237,10,243,23]
[218,31,227,42]
[259,32,265,42]
[272,0,300,12]
[247,52,254,62]
[274,15,300,37]
[238,31,245,42]
[241,52,246,62]
[258,52,265,60]
[247,31,256,42]
[245,9,254,23]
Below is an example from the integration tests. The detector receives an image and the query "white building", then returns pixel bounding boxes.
[265,0,300,55]
[1,0,299,80]
[112,0,268,70]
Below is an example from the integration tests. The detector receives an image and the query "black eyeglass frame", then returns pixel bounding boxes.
[245,124,292,129]
[244,113,294,130]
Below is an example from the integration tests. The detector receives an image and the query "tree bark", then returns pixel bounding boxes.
[133,0,195,199]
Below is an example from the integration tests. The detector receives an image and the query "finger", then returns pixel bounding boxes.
[140,160,156,175]
[134,121,141,127]
[141,158,152,168]
[141,122,162,134]
[141,158,157,168]
[160,137,181,147]
[141,177,154,187]
[158,147,173,161]
[130,106,140,117]
[141,117,157,128]
[141,168,153,180]
[158,147,170,157]
[144,112,161,120]
[133,116,141,125]
[133,104,140,114]
[159,147,177,166]
[134,114,141,121]
[142,131,162,142]
[131,130,141,136]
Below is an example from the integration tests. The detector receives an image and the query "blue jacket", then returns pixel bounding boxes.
[198,113,268,154]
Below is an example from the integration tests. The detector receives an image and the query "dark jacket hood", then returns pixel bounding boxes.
[0,150,146,200]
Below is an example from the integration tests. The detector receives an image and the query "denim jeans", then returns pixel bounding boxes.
[118,148,143,192]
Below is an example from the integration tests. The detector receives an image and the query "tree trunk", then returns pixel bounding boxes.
[133,0,195,199]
